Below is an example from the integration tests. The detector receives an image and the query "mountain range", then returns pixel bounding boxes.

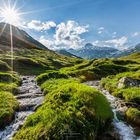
[57,43,140,59]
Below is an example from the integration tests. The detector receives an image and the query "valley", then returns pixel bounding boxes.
[0,23,140,140]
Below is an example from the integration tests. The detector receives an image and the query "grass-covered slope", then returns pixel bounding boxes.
[14,78,113,140]
[59,52,140,81]
[0,72,21,129]
[0,48,83,75]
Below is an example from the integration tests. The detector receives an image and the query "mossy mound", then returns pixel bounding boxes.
[126,108,140,127]
[13,79,113,140]
[0,72,21,129]
[0,91,19,129]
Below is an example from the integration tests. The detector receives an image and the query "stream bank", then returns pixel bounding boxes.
[84,81,140,140]
[0,76,44,140]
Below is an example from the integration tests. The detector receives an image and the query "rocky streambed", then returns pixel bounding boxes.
[0,76,44,140]
[85,81,140,140]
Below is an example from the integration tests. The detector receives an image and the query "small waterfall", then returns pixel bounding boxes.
[84,81,140,140]
[0,76,44,140]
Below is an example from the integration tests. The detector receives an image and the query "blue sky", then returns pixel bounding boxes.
[1,0,140,50]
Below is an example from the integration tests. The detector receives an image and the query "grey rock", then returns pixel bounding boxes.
[118,77,140,88]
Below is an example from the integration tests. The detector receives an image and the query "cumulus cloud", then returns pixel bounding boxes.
[39,36,55,49]
[54,20,89,48]
[27,20,56,31]
[38,20,89,49]
[93,36,128,50]
[132,32,140,37]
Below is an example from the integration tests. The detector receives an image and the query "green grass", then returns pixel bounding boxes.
[126,108,140,127]
[0,72,21,129]
[0,91,19,129]
[36,71,68,85]
[100,69,140,127]
[100,70,140,103]
[0,48,83,75]
[13,79,113,140]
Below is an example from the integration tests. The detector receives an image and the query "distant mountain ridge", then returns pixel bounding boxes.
[67,43,119,59]
[113,43,140,57]
[63,43,140,59]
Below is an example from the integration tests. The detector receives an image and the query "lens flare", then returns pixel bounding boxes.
[1,7,20,25]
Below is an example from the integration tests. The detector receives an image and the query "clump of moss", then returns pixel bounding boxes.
[0,91,19,129]
[126,108,140,127]
[0,72,21,129]
[0,72,21,85]
[13,79,113,140]
[36,71,68,85]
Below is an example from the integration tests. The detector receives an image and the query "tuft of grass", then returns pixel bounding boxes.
[126,108,140,127]
[13,79,113,140]
[0,91,19,129]
[0,72,21,129]
[36,71,68,85]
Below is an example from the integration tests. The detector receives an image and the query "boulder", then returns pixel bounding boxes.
[118,77,140,88]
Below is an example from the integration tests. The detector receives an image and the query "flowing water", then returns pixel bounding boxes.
[84,81,140,140]
[0,76,44,140]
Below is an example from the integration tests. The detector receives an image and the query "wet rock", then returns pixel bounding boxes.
[118,77,140,88]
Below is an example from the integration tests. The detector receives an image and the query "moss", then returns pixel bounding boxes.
[0,83,19,94]
[114,87,140,104]
[0,91,19,129]
[36,71,68,85]
[13,79,113,140]
[100,71,140,103]
[126,108,140,126]
[0,72,21,85]
[0,72,20,129]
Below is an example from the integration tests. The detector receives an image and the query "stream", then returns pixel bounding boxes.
[0,78,139,140]
[0,76,44,140]
[84,81,140,140]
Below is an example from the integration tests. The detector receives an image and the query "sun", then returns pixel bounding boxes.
[0,7,20,26]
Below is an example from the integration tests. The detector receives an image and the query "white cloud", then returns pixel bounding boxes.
[27,20,56,31]
[132,32,140,37]
[54,20,89,49]
[97,27,105,34]
[38,20,89,50]
[98,27,104,30]
[93,36,128,50]
[112,32,117,38]
[39,36,55,49]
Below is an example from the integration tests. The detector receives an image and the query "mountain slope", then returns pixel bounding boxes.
[0,23,47,50]
[56,49,81,58]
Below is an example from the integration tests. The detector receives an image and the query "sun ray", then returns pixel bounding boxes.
[0,23,7,37]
